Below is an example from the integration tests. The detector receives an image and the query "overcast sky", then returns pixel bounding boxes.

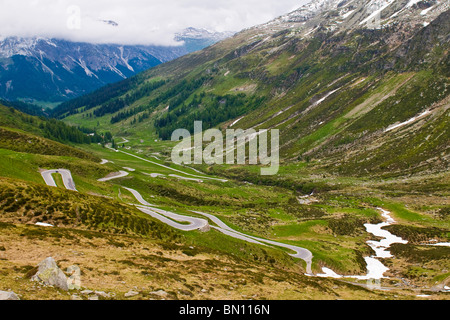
[0,0,310,46]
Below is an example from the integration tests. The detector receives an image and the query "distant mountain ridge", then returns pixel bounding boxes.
[255,0,448,35]
[175,27,236,52]
[0,28,233,105]
[56,0,449,177]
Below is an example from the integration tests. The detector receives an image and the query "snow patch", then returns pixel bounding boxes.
[5,80,13,93]
[420,6,434,15]
[72,58,98,79]
[423,242,450,247]
[108,64,127,79]
[312,88,340,107]
[118,46,134,72]
[35,222,54,227]
[342,9,355,19]
[360,0,396,26]
[45,39,57,47]
[317,267,342,278]
[385,110,431,132]
[406,0,422,8]
[317,208,408,280]
[230,116,244,127]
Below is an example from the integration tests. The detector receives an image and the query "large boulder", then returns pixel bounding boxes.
[0,291,20,300]
[198,223,211,233]
[31,257,69,291]
[124,290,139,298]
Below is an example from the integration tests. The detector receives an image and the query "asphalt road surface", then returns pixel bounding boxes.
[41,169,77,192]
[126,188,313,273]
[40,169,313,273]
[123,187,209,231]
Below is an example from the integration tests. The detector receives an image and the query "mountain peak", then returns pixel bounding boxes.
[0,27,234,104]
[255,0,448,36]
[175,27,235,41]
[101,20,119,27]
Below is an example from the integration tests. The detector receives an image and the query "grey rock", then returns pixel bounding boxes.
[0,30,231,103]
[124,290,139,297]
[149,289,168,297]
[0,291,20,300]
[198,223,211,233]
[81,290,93,295]
[31,257,69,291]
[94,291,110,298]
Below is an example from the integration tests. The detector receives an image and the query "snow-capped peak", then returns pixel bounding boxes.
[255,0,449,35]
[175,27,235,41]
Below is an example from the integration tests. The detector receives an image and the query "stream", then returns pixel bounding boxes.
[317,208,408,280]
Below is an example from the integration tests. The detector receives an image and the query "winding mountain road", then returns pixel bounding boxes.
[136,205,209,232]
[125,187,313,273]
[41,169,77,192]
[123,187,209,231]
[107,147,228,182]
[97,171,129,182]
[223,225,313,274]
[192,210,313,273]
[40,168,313,273]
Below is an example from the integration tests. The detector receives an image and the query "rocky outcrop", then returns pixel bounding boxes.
[124,290,139,298]
[0,291,20,300]
[198,223,211,233]
[31,257,69,291]
[149,290,169,298]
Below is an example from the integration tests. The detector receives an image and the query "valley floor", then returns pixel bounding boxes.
[1,139,448,300]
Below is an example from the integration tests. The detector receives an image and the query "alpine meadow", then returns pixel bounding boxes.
[0,0,449,305]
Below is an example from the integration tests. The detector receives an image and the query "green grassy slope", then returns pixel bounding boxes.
[57,10,449,178]
[1,5,449,301]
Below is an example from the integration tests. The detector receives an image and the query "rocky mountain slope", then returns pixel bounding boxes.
[1,1,449,302]
[0,29,233,105]
[0,103,408,300]
[58,0,449,178]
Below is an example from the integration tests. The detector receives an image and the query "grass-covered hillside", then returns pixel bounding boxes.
[0,109,401,300]
[56,6,449,178]
[1,1,449,300]
[0,104,112,146]
[1,104,448,299]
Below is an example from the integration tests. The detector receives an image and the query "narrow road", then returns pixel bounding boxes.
[41,168,313,273]
[192,210,313,273]
[107,147,228,182]
[125,188,313,273]
[41,169,77,192]
[137,206,209,231]
[123,187,209,231]
[97,171,129,182]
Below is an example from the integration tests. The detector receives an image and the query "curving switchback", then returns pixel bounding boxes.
[41,168,313,274]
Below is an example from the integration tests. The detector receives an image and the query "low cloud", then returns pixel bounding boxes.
[0,0,308,45]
